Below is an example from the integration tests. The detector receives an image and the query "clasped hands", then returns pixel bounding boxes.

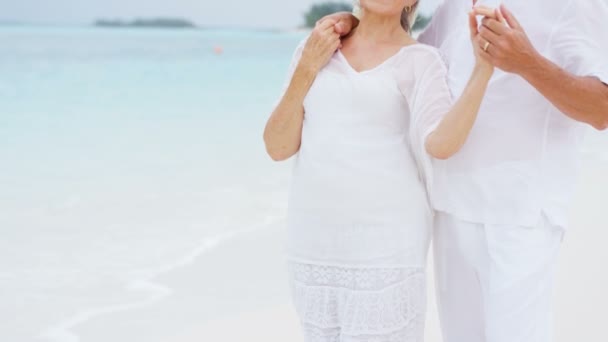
[471,2,542,75]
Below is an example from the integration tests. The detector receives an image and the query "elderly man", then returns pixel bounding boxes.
[322,0,608,341]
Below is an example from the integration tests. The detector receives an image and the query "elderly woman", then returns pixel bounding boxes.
[263,0,491,340]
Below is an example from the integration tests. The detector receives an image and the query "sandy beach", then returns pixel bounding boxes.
[553,157,608,341]
[68,220,294,342]
[62,154,608,342]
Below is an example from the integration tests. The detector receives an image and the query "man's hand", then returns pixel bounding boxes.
[473,4,608,130]
[474,4,541,75]
[316,11,359,37]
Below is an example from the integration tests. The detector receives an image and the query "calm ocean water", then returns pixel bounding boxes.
[0,26,306,341]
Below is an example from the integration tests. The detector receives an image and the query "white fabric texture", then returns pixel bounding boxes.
[550,0,608,83]
[418,0,608,229]
[288,263,426,342]
[433,212,563,342]
[276,40,452,340]
[282,41,450,267]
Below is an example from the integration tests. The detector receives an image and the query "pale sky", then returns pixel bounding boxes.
[0,0,441,29]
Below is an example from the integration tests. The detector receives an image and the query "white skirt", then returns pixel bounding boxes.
[287,262,427,342]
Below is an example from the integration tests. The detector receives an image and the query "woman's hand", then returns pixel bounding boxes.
[298,20,342,75]
[425,5,498,160]
[263,21,340,161]
[468,10,495,76]
[315,11,359,36]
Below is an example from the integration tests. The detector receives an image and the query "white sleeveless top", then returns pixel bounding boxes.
[277,40,453,268]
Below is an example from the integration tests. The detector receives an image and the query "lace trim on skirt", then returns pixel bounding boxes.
[288,262,426,339]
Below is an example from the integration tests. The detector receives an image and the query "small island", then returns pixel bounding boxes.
[94,18,197,29]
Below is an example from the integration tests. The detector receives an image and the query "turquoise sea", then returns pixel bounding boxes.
[0,26,306,342]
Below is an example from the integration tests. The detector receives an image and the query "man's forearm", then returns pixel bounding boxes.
[522,53,608,130]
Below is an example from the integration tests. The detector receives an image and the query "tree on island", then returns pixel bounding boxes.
[303,2,431,32]
[304,2,353,28]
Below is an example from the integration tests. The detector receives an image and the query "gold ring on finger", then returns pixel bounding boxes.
[483,41,490,52]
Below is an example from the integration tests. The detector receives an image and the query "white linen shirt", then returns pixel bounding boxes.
[419,0,608,228]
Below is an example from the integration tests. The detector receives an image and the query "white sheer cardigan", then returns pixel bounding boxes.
[274,38,453,268]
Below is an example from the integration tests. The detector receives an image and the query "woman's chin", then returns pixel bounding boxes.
[361,8,402,18]
[361,8,403,19]
[360,0,404,15]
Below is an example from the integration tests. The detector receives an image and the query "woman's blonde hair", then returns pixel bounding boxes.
[353,1,419,32]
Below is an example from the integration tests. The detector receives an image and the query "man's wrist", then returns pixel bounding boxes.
[519,51,548,81]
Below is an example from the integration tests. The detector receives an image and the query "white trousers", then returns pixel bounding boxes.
[433,212,564,342]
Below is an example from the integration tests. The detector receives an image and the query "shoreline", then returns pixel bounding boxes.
[40,136,608,342]
[41,216,284,342]
[68,217,296,342]
[50,215,442,342]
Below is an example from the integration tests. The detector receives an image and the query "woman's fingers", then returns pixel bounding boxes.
[470,3,496,71]
[500,4,522,29]
[309,22,338,48]
[314,29,340,54]
[475,42,492,62]
[317,22,337,38]
[495,8,507,25]
[315,13,339,28]
[334,18,352,36]
[328,33,341,51]
[470,13,490,56]
[468,11,479,39]
[332,37,341,50]
[473,5,498,19]
[319,28,339,49]
[316,18,337,32]
[301,22,342,73]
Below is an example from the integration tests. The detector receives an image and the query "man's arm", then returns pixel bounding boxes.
[475,5,608,131]
[521,56,608,131]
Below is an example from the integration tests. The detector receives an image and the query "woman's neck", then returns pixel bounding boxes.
[355,10,409,44]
